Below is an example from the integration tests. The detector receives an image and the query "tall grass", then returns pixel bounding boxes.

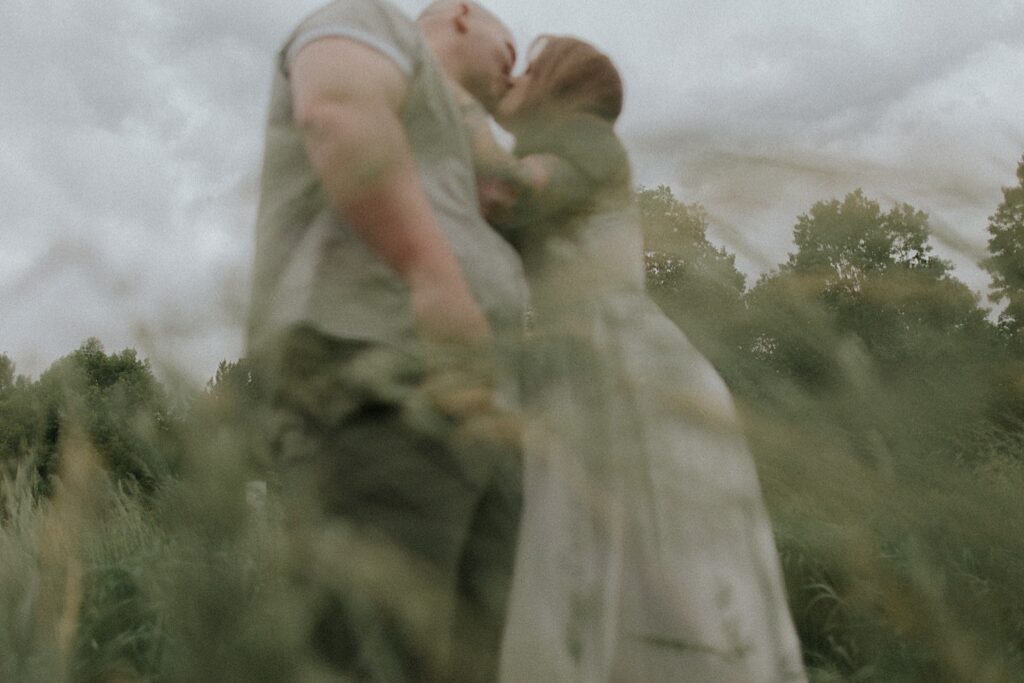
[0,400,307,682]
[6,340,1024,681]
[751,412,1024,681]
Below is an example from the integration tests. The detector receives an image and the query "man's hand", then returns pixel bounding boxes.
[291,38,493,346]
[408,270,493,345]
[420,344,520,450]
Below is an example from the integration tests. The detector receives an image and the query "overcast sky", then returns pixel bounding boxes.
[3,0,1024,383]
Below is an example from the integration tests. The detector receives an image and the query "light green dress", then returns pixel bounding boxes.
[494,116,806,681]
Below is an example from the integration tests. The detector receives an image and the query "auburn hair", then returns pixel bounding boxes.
[512,36,624,123]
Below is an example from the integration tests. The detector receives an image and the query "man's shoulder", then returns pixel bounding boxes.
[295,0,417,37]
[282,0,424,77]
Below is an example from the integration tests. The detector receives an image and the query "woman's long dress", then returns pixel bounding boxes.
[496,137,806,681]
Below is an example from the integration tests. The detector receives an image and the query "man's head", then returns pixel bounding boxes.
[418,1,516,113]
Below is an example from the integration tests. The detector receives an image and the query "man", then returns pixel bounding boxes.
[246,1,525,679]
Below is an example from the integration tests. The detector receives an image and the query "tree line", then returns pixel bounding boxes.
[3,157,1024,491]
[643,157,1024,470]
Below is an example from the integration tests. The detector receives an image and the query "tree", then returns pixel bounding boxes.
[755,191,990,369]
[742,190,996,461]
[787,190,948,279]
[0,354,38,472]
[33,339,176,492]
[638,186,747,373]
[0,354,14,395]
[198,358,269,479]
[983,155,1024,344]
[205,359,259,404]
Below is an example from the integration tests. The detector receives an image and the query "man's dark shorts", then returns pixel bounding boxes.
[261,325,522,681]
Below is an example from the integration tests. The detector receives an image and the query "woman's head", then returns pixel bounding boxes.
[496,36,623,129]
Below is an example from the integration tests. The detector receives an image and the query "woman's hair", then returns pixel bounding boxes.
[512,36,624,123]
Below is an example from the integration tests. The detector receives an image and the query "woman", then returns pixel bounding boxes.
[454,37,806,681]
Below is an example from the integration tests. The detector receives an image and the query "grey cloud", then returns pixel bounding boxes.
[617,0,1024,132]
[3,0,1024,380]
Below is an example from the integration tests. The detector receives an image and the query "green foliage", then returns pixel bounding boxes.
[760,425,1024,682]
[638,185,747,371]
[768,191,989,369]
[787,190,949,278]
[736,190,999,461]
[0,430,299,681]
[984,156,1024,345]
[0,355,14,394]
[206,359,259,402]
[0,355,39,473]
[200,358,271,480]
[32,339,178,493]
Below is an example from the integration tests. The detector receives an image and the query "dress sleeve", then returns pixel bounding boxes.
[280,0,421,78]
[489,115,630,239]
[516,115,630,190]
[484,154,597,242]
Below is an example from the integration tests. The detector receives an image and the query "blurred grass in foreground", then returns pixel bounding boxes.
[3,170,1024,680]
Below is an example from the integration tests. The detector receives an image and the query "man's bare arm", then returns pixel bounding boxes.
[291,38,491,344]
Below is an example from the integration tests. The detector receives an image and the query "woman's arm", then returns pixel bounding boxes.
[453,87,594,238]
[485,153,593,232]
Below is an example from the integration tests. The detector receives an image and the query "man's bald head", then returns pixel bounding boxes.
[417,2,516,113]
[419,0,498,23]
